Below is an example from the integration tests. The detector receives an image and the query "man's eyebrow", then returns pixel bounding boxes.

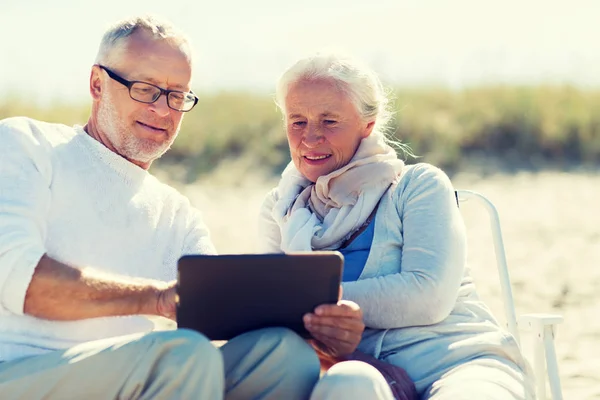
[288,113,304,119]
[136,75,188,91]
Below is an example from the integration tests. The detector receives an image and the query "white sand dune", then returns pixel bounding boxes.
[174,168,600,399]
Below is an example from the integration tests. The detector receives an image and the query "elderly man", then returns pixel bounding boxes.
[0,15,320,399]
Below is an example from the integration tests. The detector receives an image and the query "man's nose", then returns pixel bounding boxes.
[149,94,171,117]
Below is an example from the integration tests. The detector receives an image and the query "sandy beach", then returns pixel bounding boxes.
[170,167,600,399]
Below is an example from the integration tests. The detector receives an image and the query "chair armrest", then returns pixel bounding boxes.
[520,313,564,330]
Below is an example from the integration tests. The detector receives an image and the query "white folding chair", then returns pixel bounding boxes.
[456,190,564,400]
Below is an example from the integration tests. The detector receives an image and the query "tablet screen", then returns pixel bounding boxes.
[176,252,343,340]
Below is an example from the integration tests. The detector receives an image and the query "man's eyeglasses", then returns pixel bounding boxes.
[97,65,199,112]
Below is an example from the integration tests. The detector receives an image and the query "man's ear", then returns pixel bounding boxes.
[89,66,103,100]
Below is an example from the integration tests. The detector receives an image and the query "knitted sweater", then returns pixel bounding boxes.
[0,117,215,362]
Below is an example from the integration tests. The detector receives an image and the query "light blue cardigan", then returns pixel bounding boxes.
[258,163,530,394]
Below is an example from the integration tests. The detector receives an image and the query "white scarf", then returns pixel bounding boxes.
[272,134,404,252]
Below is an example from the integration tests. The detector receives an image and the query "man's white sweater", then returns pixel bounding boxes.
[0,117,215,362]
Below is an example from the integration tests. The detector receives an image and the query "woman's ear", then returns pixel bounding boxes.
[89,66,103,100]
[362,120,376,138]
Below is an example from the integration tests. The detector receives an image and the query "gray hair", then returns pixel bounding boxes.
[94,15,192,65]
[275,52,395,141]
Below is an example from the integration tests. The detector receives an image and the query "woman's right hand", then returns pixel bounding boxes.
[303,299,365,358]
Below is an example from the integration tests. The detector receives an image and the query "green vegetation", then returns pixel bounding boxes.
[2,85,599,181]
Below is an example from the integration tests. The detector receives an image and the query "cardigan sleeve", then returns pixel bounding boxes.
[0,118,52,315]
[257,188,284,253]
[341,164,467,329]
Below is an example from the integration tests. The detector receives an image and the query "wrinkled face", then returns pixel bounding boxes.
[93,30,192,165]
[284,79,374,182]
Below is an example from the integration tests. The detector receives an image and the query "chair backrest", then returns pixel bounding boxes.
[455,190,521,347]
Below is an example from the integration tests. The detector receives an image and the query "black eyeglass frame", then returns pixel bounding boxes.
[97,64,199,112]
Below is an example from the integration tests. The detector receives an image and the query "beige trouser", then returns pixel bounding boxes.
[0,327,321,400]
[311,361,395,400]
[423,357,536,400]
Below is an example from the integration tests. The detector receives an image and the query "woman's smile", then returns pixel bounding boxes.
[303,153,333,165]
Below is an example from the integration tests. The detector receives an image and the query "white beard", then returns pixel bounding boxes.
[96,93,177,164]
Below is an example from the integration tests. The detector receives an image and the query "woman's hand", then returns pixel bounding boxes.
[304,300,365,358]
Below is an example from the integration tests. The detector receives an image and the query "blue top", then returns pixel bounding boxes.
[339,217,376,282]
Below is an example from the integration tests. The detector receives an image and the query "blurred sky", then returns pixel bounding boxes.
[1,0,599,104]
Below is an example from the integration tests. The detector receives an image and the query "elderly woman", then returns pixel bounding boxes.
[258,53,534,400]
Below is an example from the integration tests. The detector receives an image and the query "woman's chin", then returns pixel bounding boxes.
[297,158,339,182]
[301,167,332,182]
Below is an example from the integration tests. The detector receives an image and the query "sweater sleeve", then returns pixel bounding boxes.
[257,188,284,253]
[0,118,52,315]
[342,164,467,329]
[181,204,217,256]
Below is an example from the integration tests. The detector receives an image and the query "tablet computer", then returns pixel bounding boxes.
[176,252,343,340]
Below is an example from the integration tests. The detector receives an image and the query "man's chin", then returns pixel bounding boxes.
[121,144,170,165]
[133,149,168,164]
[117,134,174,163]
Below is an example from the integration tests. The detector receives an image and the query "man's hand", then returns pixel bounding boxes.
[155,280,178,320]
[303,300,365,358]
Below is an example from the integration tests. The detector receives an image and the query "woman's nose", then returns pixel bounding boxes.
[302,126,325,147]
